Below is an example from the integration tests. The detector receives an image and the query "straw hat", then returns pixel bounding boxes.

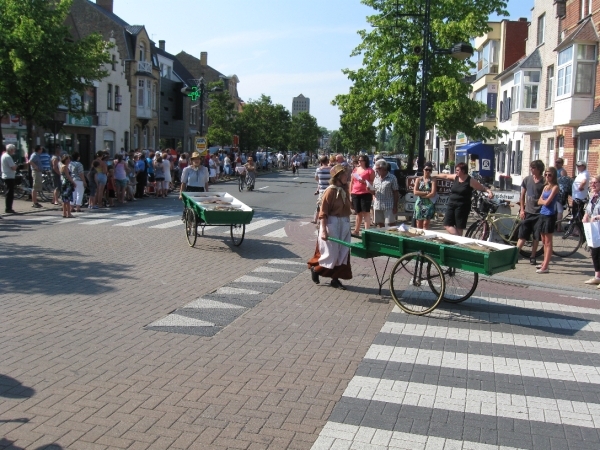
[190,151,202,160]
[330,164,346,178]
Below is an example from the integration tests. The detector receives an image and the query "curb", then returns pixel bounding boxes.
[482,274,600,298]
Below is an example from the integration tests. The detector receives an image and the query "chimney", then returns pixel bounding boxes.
[200,52,207,66]
[96,0,113,13]
[159,40,165,51]
[519,17,528,22]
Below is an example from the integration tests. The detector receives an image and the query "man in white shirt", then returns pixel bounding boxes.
[277,152,284,169]
[1,144,18,214]
[572,160,590,221]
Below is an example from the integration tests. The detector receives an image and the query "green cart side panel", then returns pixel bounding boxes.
[329,229,518,276]
[181,192,254,225]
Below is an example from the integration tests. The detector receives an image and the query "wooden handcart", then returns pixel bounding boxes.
[330,228,518,315]
[181,191,254,247]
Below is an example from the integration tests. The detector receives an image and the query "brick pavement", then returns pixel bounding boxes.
[0,212,392,449]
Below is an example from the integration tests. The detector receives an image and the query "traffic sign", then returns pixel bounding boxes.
[195,137,207,150]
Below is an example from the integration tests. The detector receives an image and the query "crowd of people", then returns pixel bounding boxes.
[1,145,303,216]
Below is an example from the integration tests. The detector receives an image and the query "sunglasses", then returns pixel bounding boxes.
[424,168,432,172]
[544,173,554,176]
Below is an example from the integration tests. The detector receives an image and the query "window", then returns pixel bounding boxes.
[512,140,522,175]
[582,0,592,18]
[545,65,554,108]
[152,83,157,110]
[153,127,157,149]
[557,46,573,97]
[531,140,540,161]
[190,103,196,125]
[107,84,113,110]
[512,72,521,111]
[134,126,139,149]
[115,85,120,112]
[139,43,145,62]
[124,131,129,152]
[547,138,555,166]
[138,79,145,106]
[537,14,545,46]
[522,71,540,109]
[575,44,595,94]
[558,135,565,157]
[577,138,589,163]
[111,54,117,71]
[476,40,499,79]
[143,127,148,149]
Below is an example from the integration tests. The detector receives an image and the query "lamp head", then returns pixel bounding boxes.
[450,43,474,61]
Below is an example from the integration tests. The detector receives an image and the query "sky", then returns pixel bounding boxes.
[112,0,534,131]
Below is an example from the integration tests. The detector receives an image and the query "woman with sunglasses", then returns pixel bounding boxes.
[535,167,560,274]
[413,161,437,230]
[350,155,375,236]
[582,174,600,286]
[435,162,493,235]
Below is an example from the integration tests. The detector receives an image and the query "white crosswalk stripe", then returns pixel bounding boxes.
[313,294,600,449]
[9,212,293,240]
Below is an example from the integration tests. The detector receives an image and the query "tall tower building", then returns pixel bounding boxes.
[292,94,310,116]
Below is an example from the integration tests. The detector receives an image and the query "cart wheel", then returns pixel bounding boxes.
[427,264,478,303]
[185,208,197,247]
[230,224,245,246]
[389,252,445,315]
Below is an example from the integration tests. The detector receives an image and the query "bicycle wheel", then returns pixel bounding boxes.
[13,180,28,199]
[230,224,245,246]
[552,219,583,257]
[518,240,544,258]
[466,220,489,240]
[185,208,197,247]
[428,264,478,303]
[389,252,445,315]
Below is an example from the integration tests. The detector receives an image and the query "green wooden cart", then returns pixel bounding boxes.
[181,191,254,247]
[329,228,518,315]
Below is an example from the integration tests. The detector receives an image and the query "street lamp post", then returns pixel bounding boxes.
[415,0,473,172]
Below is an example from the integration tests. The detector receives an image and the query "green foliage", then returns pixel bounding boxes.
[235,95,291,152]
[0,0,110,149]
[289,112,320,153]
[333,0,508,159]
[328,130,345,154]
[206,81,237,147]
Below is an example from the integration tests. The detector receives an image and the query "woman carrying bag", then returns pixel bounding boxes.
[413,161,437,230]
[582,174,600,286]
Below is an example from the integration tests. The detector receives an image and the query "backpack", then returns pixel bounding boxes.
[557,175,573,205]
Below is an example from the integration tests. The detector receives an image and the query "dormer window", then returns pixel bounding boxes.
[139,43,145,62]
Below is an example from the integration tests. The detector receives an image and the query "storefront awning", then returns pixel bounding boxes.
[455,142,495,177]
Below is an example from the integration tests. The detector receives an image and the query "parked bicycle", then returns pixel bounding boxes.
[465,192,543,259]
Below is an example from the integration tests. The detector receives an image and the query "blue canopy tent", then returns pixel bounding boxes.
[455,142,495,178]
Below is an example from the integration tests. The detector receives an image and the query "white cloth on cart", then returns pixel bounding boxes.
[318,216,351,269]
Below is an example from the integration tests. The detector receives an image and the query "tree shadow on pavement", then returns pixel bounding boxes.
[0,374,35,399]
[0,242,133,296]
[0,439,63,450]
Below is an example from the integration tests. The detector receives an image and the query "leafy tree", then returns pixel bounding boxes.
[336,90,377,154]
[0,0,111,151]
[333,0,508,166]
[235,95,290,152]
[328,130,345,154]
[289,112,320,154]
[377,128,388,153]
[206,81,237,147]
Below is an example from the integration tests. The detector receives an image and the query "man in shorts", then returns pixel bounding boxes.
[29,145,44,208]
[517,160,545,264]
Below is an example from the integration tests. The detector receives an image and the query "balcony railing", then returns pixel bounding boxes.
[138,60,152,73]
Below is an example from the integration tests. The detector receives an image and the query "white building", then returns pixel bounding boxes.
[94,37,131,155]
[292,94,310,116]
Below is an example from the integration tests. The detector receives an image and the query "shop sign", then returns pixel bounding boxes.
[66,115,92,127]
[3,134,17,143]
[456,132,467,146]
[10,115,20,124]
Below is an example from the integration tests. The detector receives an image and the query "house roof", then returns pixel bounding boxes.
[175,51,225,84]
[555,17,599,52]
[153,45,196,87]
[580,105,600,127]
[494,57,524,80]
[578,104,600,137]
[86,0,129,28]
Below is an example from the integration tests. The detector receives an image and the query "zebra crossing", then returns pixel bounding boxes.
[312,295,600,449]
[145,258,305,337]
[6,210,289,238]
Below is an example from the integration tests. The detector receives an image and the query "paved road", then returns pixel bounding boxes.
[2,169,600,449]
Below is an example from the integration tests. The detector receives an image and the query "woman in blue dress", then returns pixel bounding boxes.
[413,162,437,230]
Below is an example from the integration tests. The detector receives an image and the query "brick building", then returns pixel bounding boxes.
[70,0,160,153]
